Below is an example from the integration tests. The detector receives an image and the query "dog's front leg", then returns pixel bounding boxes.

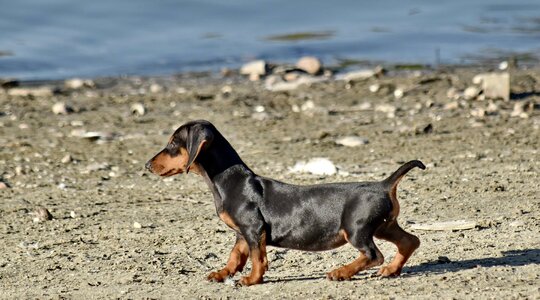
[207,235,249,282]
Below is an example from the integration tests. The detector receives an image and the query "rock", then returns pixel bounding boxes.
[335,136,369,147]
[70,211,77,218]
[470,107,486,118]
[336,69,375,82]
[34,207,53,222]
[511,101,533,118]
[472,72,510,101]
[296,56,322,75]
[64,78,94,89]
[251,112,269,121]
[498,61,508,70]
[444,101,459,110]
[52,102,73,115]
[463,86,481,100]
[393,88,405,99]
[130,103,146,116]
[254,105,265,113]
[248,73,261,81]
[369,84,380,93]
[486,101,498,115]
[290,158,337,176]
[240,60,267,77]
[149,83,163,93]
[375,104,396,118]
[133,222,142,229]
[0,181,8,189]
[8,87,53,97]
[446,87,459,100]
[61,154,72,164]
[410,220,477,231]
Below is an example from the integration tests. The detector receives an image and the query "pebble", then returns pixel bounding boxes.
[375,104,396,118]
[369,84,380,93]
[130,103,146,116]
[0,181,8,189]
[34,207,53,222]
[84,162,110,173]
[149,83,163,93]
[64,78,94,89]
[336,69,375,81]
[289,158,337,176]
[335,136,369,147]
[444,101,459,110]
[133,222,142,229]
[296,56,322,75]
[61,154,72,164]
[511,101,532,118]
[70,211,77,218]
[446,87,459,100]
[463,86,481,100]
[251,112,269,121]
[472,72,510,101]
[393,88,405,99]
[470,108,486,118]
[240,60,267,76]
[52,102,73,115]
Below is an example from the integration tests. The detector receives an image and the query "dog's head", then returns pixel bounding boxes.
[145,120,214,176]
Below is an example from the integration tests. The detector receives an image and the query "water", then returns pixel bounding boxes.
[1,0,539,80]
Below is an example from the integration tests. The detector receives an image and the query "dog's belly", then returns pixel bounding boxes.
[266,222,347,251]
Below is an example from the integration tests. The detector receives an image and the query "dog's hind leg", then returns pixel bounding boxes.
[375,220,420,277]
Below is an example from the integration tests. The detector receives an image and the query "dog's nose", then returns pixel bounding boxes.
[145,160,153,171]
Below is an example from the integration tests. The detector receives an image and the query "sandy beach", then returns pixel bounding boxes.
[0,63,539,299]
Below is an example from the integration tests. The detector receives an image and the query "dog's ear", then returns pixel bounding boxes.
[185,124,214,173]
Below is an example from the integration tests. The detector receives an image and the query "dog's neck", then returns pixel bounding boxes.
[194,136,254,211]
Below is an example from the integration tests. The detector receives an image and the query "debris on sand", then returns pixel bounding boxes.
[130,103,146,116]
[410,220,477,231]
[33,207,53,222]
[472,72,510,101]
[289,158,337,176]
[335,136,369,147]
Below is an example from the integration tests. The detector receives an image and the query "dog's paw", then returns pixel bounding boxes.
[239,275,263,286]
[377,265,402,277]
[326,269,353,281]
[207,271,227,282]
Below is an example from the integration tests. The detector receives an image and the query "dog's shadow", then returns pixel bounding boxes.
[265,249,540,283]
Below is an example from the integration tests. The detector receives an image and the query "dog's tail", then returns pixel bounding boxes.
[382,160,426,190]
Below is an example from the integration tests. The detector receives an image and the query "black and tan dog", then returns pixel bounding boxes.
[146,120,425,286]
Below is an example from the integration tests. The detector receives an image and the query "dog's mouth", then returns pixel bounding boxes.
[160,168,183,177]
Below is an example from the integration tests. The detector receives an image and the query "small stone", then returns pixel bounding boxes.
[283,72,300,82]
[34,207,53,221]
[444,101,459,110]
[369,84,380,93]
[393,88,405,99]
[61,154,72,164]
[220,85,232,95]
[254,105,265,113]
[251,112,269,121]
[240,60,267,76]
[301,100,315,111]
[149,84,163,93]
[470,108,485,118]
[64,78,94,89]
[52,102,73,115]
[446,87,459,100]
[511,101,533,118]
[0,181,8,189]
[335,136,369,147]
[498,61,508,70]
[336,69,375,81]
[486,101,498,114]
[70,211,77,218]
[375,104,396,118]
[463,86,481,100]
[296,56,322,75]
[130,103,146,116]
[133,222,142,229]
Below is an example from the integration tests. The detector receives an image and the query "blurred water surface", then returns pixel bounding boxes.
[1,0,539,80]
